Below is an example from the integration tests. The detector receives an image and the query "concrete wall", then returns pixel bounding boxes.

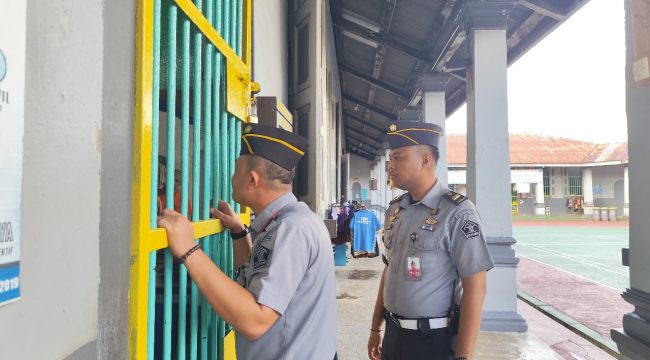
[0,1,134,358]
[592,164,624,199]
[290,0,342,215]
[347,154,372,202]
[0,0,103,358]
[517,197,536,215]
[253,0,289,103]
[97,0,134,358]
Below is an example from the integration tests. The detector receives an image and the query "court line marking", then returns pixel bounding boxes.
[517,241,628,276]
[518,241,627,275]
[519,256,624,292]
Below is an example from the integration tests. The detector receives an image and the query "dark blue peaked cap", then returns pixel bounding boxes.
[386,121,443,150]
[240,123,308,170]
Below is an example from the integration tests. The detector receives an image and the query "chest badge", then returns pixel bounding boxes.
[421,208,438,231]
[389,207,401,223]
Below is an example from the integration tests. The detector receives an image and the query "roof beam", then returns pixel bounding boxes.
[518,0,567,20]
[346,134,381,153]
[345,125,384,146]
[367,0,398,106]
[344,111,388,134]
[342,93,397,121]
[334,18,433,67]
[346,145,375,160]
[340,66,410,100]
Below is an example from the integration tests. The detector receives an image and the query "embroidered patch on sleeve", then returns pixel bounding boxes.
[253,246,271,270]
[461,220,480,239]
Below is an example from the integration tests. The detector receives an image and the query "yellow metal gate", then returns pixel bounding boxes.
[130,0,252,358]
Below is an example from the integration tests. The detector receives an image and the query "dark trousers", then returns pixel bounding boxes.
[381,318,454,360]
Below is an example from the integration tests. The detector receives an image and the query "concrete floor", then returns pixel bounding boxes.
[335,254,616,360]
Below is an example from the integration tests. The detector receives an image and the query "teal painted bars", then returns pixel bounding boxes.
[148,0,245,358]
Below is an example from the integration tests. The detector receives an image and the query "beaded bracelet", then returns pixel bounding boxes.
[370,329,383,332]
[179,244,201,264]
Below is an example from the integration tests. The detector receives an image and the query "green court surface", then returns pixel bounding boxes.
[513,226,629,290]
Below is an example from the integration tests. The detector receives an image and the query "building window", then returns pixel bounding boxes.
[566,168,582,195]
[543,168,550,197]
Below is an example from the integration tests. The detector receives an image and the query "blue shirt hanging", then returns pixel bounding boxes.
[349,209,381,254]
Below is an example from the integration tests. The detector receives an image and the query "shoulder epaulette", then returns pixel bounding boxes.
[444,191,467,205]
[389,194,405,205]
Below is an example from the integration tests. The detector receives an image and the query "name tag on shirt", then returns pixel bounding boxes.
[421,224,435,232]
[406,256,422,281]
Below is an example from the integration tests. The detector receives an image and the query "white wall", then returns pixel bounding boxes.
[0,0,103,358]
[348,154,372,202]
[592,165,624,199]
[253,0,289,103]
[290,0,342,215]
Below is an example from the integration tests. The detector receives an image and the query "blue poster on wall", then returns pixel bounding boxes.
[0,2,26,306]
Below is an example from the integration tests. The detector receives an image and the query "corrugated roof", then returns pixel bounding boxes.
[331,0,592,160]
[447,134,628,166]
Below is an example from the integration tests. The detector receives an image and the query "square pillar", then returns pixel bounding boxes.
[420,75,452,185]
[463,0,526,332]
[582,167,594,215]
[612,1,650,358]
[535,182,545,216]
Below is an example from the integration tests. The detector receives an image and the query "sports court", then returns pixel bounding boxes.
[513,221,629,290]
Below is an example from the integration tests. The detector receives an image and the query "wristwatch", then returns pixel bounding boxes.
[230,225,250,240]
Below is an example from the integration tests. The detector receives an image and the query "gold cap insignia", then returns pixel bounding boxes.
[388,124,397,132]
[243,124,253,134]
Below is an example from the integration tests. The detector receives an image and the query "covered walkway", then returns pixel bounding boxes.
[335,256,614,360]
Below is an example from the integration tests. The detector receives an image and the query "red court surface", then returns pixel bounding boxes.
[517,256,632,339]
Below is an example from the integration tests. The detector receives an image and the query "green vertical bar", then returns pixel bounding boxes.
[234,0,242,215]
[163,3,178,360]
[214,0,226,357]
[149,0,162,358]
[190,1,203,358]
[206,0,221,359]
[200,1,213,359]
[177,7,192,360]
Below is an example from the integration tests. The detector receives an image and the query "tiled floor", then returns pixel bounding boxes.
[335,255,615,360]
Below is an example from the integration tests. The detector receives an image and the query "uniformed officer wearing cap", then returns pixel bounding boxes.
[366,121,494,360]
[159,123,337,360]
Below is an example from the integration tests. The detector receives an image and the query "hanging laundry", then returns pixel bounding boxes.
[349,205,380,258]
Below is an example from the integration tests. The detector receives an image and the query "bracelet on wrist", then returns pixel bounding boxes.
[179,244,201,264]
[370,328,383,332]
[230,225,250,240]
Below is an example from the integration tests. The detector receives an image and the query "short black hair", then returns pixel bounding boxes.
[417,144,439,164]
[247,155,295,186]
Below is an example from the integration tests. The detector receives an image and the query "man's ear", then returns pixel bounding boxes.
[421,151,433,168]
[249,168,262,189]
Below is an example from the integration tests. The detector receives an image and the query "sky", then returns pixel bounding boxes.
[445,0,627,144]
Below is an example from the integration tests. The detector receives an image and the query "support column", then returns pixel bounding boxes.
[624,165,629,217]
[535,182,545,216]
[611,2,650,358]
[420,75,452,185]
[582,167,594,215]
[463,0,526,332]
